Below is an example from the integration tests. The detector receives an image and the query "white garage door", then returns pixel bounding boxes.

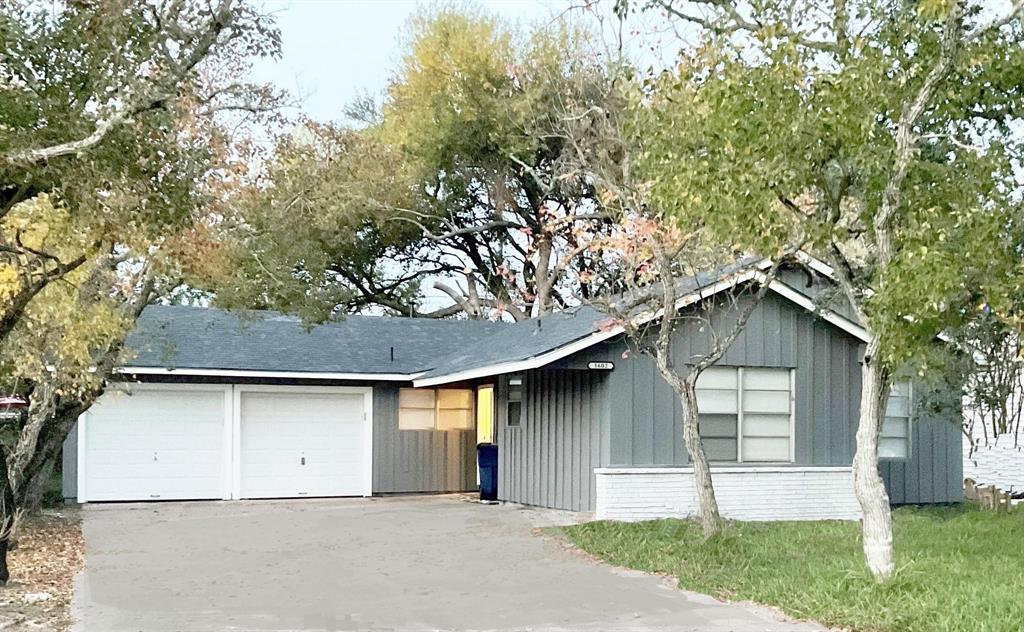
[83,387,227,501]
[239,390,369,499]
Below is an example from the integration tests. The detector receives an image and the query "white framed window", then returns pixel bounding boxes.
[880,382,912,460]
[506,375,523,428]
[696,366,794,463]
[399,388,475,431]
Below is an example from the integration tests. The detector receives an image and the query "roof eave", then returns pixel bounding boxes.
[117,366,421,382]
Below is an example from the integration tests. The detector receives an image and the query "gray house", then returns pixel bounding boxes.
[62,256,962,520]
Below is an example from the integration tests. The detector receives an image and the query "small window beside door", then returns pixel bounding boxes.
[506,375,523,427]
[399,388,474,431]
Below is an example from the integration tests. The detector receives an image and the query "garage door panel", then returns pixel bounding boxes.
[239,391,367,499]
[84,389,226,502]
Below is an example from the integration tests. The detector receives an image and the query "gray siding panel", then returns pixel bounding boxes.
[879,411,962,504]
[497,369,609,511]
[600,291,960,505]
[372,384,476,494]
[62,423,78,500]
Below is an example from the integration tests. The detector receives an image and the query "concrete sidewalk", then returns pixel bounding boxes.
[73,495,824,631]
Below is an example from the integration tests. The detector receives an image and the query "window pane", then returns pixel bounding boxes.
[743,368,790,391]
[701,437,737,462]
[438,408,473,431]
[699,414,737,438]
[697,389,737,414]
[696,367,737,389]
[885,395,909,418]
[399,388,435,409]
[399,408,435,430]
[880,437,908,459]
[742,437,790,462]
[743,389,790,414]
[890,381,910,397]
[507,401,522,427]
[742,413,790,437]
[881,417,908,439]
[438,388,473,409]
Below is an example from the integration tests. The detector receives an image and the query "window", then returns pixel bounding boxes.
[696,366,793,463]
[437,388,474,430]
[880,382,912,459]
[399,388,474,431]
[506,375,523,427]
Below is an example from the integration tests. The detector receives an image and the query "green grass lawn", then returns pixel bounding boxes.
[563,505,1024,632]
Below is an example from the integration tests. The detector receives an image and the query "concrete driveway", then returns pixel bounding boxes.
[73,495,823,631]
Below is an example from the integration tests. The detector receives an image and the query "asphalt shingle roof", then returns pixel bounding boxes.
[126,305,507,375]
[413,259,762,381]
[125,257,775,381]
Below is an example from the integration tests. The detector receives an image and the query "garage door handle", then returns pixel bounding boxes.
[300,456,306,466]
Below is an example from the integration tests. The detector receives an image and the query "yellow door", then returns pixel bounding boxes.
[476,386,494,444]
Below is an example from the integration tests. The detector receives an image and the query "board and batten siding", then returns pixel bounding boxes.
[598,290,961,505]
[496,369,610,512]
[371,384,477,494]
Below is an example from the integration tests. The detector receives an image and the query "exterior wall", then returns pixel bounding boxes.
[496,369,610,511]
[594,466,860,521]
[879,409,963,504]
[62,422,78,500]
[963,432,1023,493]
[371,384,477,494]
[62,378,477,501]
[601,291,962,505]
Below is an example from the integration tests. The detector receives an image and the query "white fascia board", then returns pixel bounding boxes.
[412,326,624,387]
[117,366,417,381]
[793,251,836,278]
[765,279,870,342]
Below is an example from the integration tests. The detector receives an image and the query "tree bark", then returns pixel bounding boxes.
[854,338,895,581]
[0,445,18,586]
[21,456,56,516]
[0,537,8,586]
[533,234,554,317]
[680,375,723,537]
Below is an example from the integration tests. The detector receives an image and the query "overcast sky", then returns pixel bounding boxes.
[252,0,571,123]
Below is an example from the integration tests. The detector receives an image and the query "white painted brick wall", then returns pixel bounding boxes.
[963,433,1024,493]
[594,466,860,522]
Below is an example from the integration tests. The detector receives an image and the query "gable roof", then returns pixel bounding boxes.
[412,256,869,386]
[120,254,867,384]
[122,305,506,379]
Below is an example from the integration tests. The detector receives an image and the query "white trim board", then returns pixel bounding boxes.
[118,366,416,382]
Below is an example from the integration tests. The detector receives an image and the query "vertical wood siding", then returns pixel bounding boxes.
[372,385,477,494]
[600,291,962,504]
[496,369,609,511]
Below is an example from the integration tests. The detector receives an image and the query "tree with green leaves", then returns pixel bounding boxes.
[0,0,280,583]
[623,0,1024,580]
[223,8,626,322]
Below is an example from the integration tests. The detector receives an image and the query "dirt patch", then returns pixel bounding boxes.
[0,509,83,632]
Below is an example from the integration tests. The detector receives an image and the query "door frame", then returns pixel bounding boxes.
[232,384,374,499]
[76,382,233,503]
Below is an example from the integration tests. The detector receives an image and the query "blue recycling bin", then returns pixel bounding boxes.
[477,443,498,501]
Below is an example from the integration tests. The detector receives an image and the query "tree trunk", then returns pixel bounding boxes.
[533,235,553,316]
[0,537,8,586]
[21,456,56,516]
[679,376,724,537]
[854,339,895,581]
[0,445,17,586]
